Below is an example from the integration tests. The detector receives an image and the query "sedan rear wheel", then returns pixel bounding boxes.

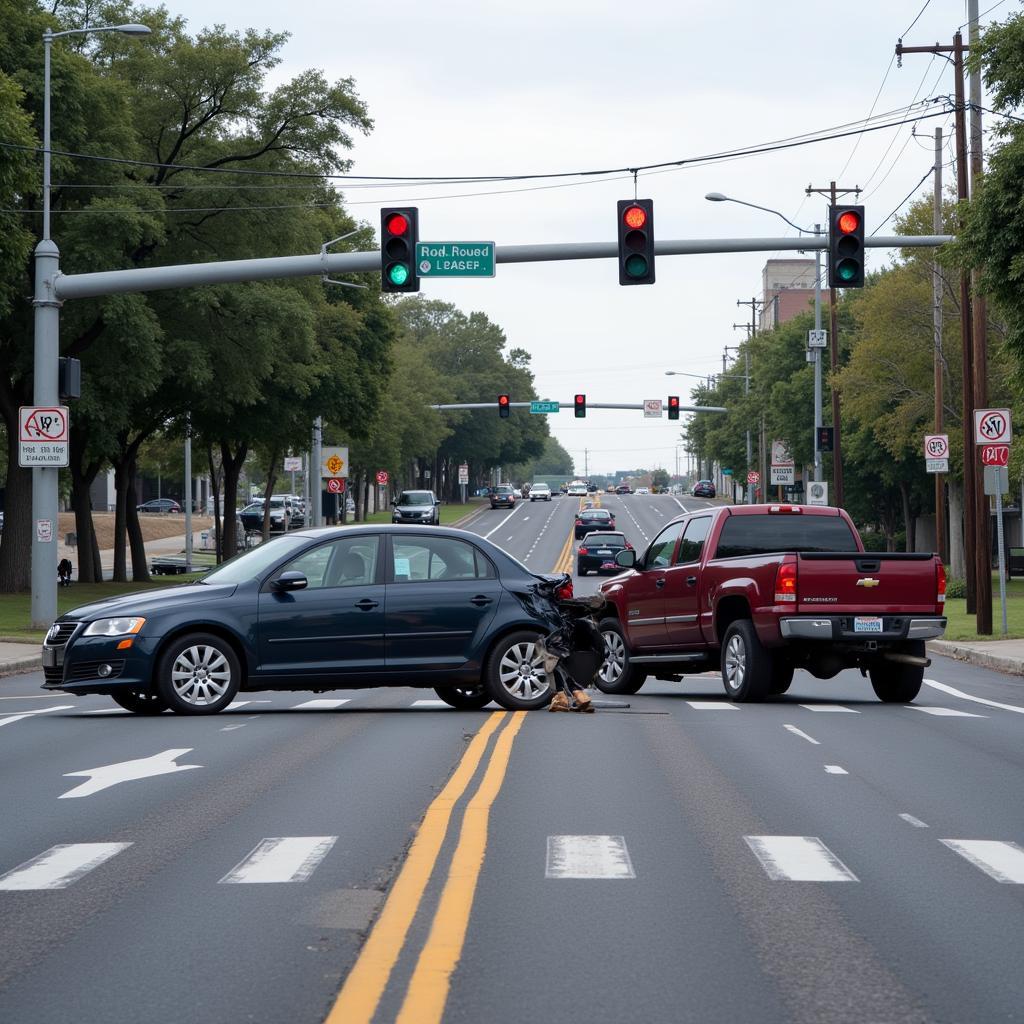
[156,633,240,715]
[484,631,552,710]
[433,684,493,710]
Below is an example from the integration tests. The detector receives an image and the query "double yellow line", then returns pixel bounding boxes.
[553,494,602,574]
[325,711,527,1024]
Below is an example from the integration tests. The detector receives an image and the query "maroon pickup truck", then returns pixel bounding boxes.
[596,503,946,703]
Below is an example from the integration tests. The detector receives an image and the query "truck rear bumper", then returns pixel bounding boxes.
[779,616,946,642]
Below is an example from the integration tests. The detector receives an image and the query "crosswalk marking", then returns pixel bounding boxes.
[909,706,987,718]
[799,704,859,713]
[219,837,337,884]
[745,836,858,881]
[686,701,738,710]
[291,699,351,710]
[546,836,635,879]
[0,705,74,727]
[0,843,131,890]
[941,840,1024,883]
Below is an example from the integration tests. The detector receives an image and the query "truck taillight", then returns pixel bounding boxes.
[937,561,946,605]
[768,505,802,514]
[775,561,797,603]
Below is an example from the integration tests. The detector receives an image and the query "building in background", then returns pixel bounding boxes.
[759,258,817,332]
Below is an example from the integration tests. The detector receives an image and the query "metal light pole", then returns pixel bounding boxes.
[31,21,151,627]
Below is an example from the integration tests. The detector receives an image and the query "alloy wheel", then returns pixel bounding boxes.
[723,634,746,692]
[496,641,549,700]
[599,630,625,685]
[171,644,232,707]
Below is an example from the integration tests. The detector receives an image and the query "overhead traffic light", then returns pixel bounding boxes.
[380,207,420,293]
[828,205,865,288]
[574,394,586,418]
[816,426,834,452]
[498,394,510,418]
[667,395,680,420]
[616,199,655,285]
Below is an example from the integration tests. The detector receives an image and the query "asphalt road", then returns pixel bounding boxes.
[2,493,1023,1023]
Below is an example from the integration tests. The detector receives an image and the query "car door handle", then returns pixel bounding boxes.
[470,596,493,607]
[655,578,666,589]
[687,576,698,587]
[355,599,379,610]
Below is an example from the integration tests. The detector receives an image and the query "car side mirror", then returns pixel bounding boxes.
[615,549,637,569]
[272,571,308,592]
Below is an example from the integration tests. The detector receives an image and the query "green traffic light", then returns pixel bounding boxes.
[625,254,648,278]
[387,263,409,286]
[837,260,856,281]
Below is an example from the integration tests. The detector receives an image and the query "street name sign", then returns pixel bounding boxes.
[416,242,495,278]
[981,444,1010,466]
[926,459,949,474]
[974,408,1012,445]
[529,401,560,414]
[770,466,795,485]
[320,446,349,479]
[19,405,69,468]
[643,399,663,419]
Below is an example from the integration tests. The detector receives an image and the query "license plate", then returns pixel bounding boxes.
[596,549,611,556]
[853,616,883,634]
[42,647,58,667]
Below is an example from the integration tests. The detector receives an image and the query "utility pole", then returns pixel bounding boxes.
[813,224,824,483]
[897,31,982,622]
[806,181,862,508]
[736,298,762,503]
[933,128,947,564]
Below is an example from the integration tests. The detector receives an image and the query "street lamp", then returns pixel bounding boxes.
[705,191,825,490]
[32,21,151,626]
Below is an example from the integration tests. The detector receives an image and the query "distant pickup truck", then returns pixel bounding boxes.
[597,504,946,703]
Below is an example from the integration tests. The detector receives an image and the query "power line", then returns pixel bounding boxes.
[869,162,937,235]
[902,0,934,36]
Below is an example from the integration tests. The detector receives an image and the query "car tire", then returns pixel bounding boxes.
[433,684,493,710]
[595,618,648,695]
[484,631,553,710]
[869,641,924,703]
[721,619,771,702]
[768,661,794,696]
[110,688,169,714]
[155,632,241,715]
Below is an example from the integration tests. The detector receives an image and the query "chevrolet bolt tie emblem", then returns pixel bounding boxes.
[856,578,881,588]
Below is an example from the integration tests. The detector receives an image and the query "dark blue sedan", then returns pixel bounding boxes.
[41,526,567,715]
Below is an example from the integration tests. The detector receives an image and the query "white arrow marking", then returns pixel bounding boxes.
[0,705,74,727]
[59,748,202,799]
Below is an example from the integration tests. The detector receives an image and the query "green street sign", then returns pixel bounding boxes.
[722,468,733,475]
[416,242,495,278]
[529,401,560,414]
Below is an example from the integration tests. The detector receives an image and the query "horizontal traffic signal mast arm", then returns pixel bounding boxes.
[430,402,728,412]
[53,235,954,301]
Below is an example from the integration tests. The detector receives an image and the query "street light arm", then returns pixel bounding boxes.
[48,23,152,39]
[705,193,815,235]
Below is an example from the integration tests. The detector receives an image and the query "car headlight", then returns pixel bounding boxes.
[83,616,146,637]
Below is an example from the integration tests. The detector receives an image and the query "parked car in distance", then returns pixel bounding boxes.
[606,485,616,493]
[616,484,631,495]
[239,498,290,533]
[40,525,575,714]
[529,483,552,501]
[635,487,650,495]
[490,485,518,509]
[691,479,716,498]
[136,498,181,514]
[574,508,616,538]
[577,531,633,576]
[392,490,440,525]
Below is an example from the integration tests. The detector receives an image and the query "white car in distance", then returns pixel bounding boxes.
[530,483,552,501]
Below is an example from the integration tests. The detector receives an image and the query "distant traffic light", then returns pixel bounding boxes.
[616,199,655,285]
[380,207,420,293]
[574,394,586,418]
[828,205,864,288]
[667,395,680,420]
[498,394,510,418]
[816,426,834,452]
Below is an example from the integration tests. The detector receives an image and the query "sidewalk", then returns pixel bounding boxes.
[0,641,41,677]
[928,639,1024,678]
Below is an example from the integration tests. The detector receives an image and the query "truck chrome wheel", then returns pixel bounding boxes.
[723,634,747,692]
[600,629,626,685]
[720,620,770,702]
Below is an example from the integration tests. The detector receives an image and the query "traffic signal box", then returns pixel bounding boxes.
[380,207,420,293]
[816,426,834,452]
[498,394,510,418]
[667,396,680,420]
[617,199,655,285]
[574,394,586,418]
[827,205,864,288]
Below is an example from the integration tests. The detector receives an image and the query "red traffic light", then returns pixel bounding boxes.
[385,213,409,236]
[499,395,509,406]
[668,396,679,408]
[498,393,510,418]
[837,210,860,234]
[623,205,647,230]
[574,394,586,418]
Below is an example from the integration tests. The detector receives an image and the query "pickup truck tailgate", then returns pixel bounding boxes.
[796,552,939,615]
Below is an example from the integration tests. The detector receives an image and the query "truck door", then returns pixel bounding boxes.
[663,516,713,647]
[625,522,684,648]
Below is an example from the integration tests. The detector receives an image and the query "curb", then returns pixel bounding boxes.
[928,640,1024,678]
[0,655,42,678]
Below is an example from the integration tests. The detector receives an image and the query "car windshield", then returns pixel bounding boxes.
[199,535,307,584]
[398,492,433,505]
[583,510,611,520]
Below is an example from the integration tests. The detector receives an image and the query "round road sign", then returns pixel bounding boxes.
[981,444,1010,467]
[376,470,389,485]
[747,471,760,484]
[326,478,345,494]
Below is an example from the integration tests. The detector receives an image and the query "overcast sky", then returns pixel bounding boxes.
[167,0,1002,476]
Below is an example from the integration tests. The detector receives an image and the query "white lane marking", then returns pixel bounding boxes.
[523,502,561,565]
[292,698,351,710]
[84,708,129,715]
[411,699,448,708]
[219,836,337,884]
[482,503,522,540]
[0,705,74,727]
[909,706,987,718]
[615,501,649,543]
[0,694,69,701]
[925,679,1024,715]
[941,839,1024,883]
[799,704,859,713]
[59,748,202,799]
[225,699,271,710]
[220,724,247,732]
[783,724,820,745]
[546,836,636,879]
[523,516,530,521]
[0,843,131,890]
[672,498,689,512]
[899,813,930,828]
[686,701,739,710]
[744,836,858,881]
[824,765,849,775]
